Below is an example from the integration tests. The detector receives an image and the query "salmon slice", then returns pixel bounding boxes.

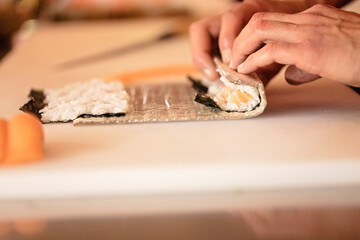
[221,87,251,105]
[243,91,253,99]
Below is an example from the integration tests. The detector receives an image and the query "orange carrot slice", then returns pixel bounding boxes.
[4,113,44,165]
[105,64,198,84]
[13,219,47,236]
[0,119,7,164]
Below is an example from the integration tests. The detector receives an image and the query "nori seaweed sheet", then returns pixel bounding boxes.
[187,76,221,110]
[78,113,126,118]
[194,93,221,110]
[19,89,46,119]
[187,76,208,94]
[19,89,126,123]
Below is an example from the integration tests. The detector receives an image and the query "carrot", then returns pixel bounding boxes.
[4,113,44,165]
[0,119,7,164]
[13,219,47,236]
[105,64,198,84]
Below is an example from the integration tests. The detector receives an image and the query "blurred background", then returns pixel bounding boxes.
[0,0,231,60]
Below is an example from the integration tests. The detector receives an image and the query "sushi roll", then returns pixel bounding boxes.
[190,57,267,118]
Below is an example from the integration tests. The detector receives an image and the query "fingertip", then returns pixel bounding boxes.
[229,58,236,69]
[237,63,244,73]
[229,56,246,70]
[221,48,232,64]
[203,67,219,81]
[229,61,237,70]
[193,53,219,80]
[236,62,252,74]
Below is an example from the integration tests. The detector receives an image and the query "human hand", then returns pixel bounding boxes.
[231,4,360,87]
[189,0,279,81]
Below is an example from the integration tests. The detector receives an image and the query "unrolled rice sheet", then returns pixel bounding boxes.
[20,60,267,125]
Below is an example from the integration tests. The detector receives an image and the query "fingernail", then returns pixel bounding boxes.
[237,63,244,72]
[222,49,231,64]
[203,68,212,79]
[229,60,236,69]
[230,56,246,69]
[229,59,237,69]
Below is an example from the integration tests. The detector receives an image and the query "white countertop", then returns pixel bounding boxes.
[0,4,360,200]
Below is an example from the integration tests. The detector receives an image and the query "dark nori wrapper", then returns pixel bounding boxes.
[187,76,221,110]
[187,76,208,94]
[78,113,126,118]
[194,93,221,110]
[19,89,46,119]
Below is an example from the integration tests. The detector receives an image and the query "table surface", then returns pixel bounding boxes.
[1,203,360,240]
[0,1,360,201]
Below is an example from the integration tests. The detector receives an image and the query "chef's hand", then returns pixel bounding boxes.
[232,4,360,87]
[189,0,287,81]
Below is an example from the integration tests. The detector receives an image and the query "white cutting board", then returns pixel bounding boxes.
[0,15,360,199]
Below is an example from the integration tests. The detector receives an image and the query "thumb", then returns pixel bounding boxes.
[285,65,320,85]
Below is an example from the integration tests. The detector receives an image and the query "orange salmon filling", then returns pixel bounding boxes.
[220,87,253,105]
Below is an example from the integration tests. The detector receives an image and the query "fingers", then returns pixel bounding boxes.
[237,43,321,86]
[225,4,360,87]
[285,65,320,85]
[230,16,303,69]
[256,12,300,24]
[189,16,221,80]
[237,42,299,74]
[218,2,259,64]
[219,10,245,64]
[302,4,360,24]
[190,3,356,84]
[245,11,337,27]
[229,11,323,80]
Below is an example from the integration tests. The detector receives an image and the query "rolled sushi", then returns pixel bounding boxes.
[190,57,267,118]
